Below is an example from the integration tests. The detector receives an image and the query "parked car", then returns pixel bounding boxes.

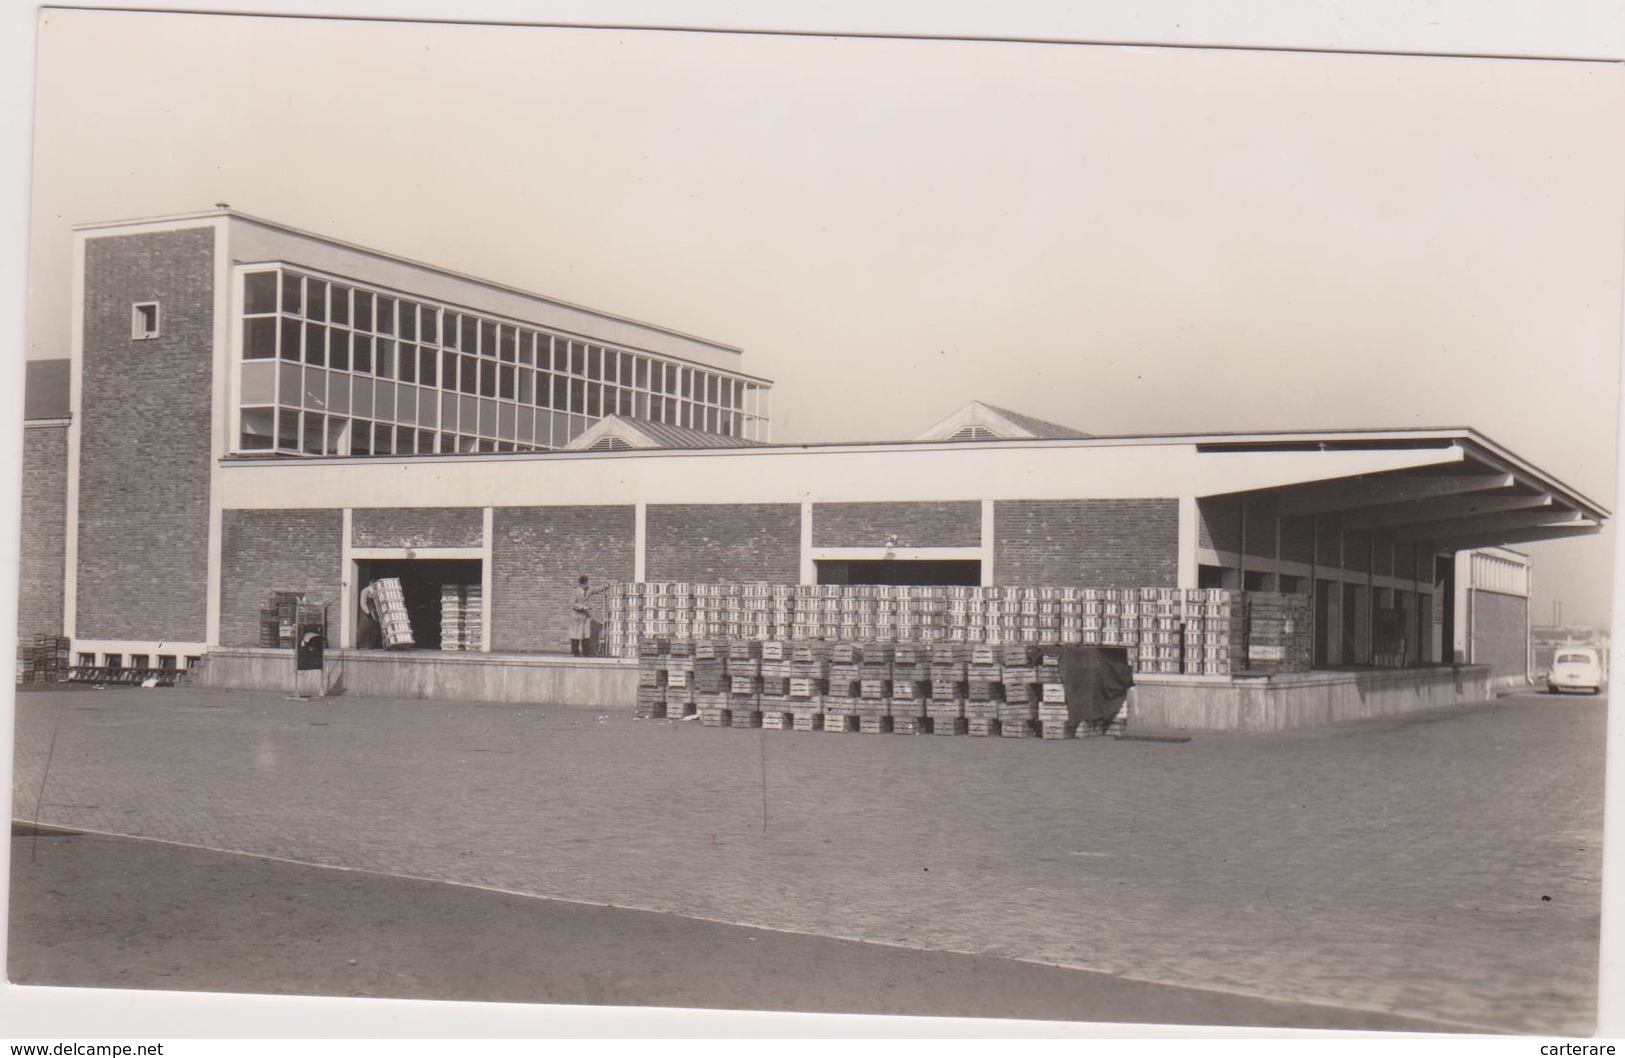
[1547,647,1604,695]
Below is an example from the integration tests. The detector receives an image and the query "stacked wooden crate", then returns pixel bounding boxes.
[963,642,1004,736]
[927,642,969,735]
[788,640,830,731]
[758,639,794,729]
[996,643,1039,737]
[889,641,931,734]
[855,641,895,734]
[370,578,415,648]
[17,633,71,685]
[664,638,695,718]
[726,639,763,727]
[635,638,669,718]
[1236,591,1313,675]
[439,583,482,651]
[823,643,864,733]
[1034,648,1074,739]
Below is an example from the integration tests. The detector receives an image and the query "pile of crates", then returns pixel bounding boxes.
[15,634,70,685]
[1235,591,1314,674]
[633,638,1130,739]
[606,584,1290,676]
[439,583,483,651]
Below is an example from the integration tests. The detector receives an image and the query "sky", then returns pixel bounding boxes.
[3,1,1624,1045]
[17,7,1625,628]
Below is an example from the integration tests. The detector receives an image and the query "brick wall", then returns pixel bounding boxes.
[994,499,1179,588]
[1470,589,1530,682]
[219,509,344,647]
[811,501,981,547]
[646,504,801,583]
[490,506,635,652]
[76,228,215,641]
[18,424,69,640]
[352,507,484,549]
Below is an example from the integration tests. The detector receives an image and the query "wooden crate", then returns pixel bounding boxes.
[892,716,930,735]
[967,717,1001,737]
[1041,719,1077,740]
[931,717,969,736]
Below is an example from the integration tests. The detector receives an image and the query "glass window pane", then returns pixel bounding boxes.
[306,279,327,322]
[397,426,417,453]
[398,303,417,341]
[330,285,350,326]
[302,366,327,409]
[398,343,417,383]
[372,423,392,456]
[617,388,633,417]
[244,272,278,315]
[478,439,495,453]
[353,334,373,374]
[499,402,516,439]
[354,291,373,333]
[350,419,372,456]
[352,376,375,417]
[396,389,417,425]
[441,350,458,389]
[278,408,300,449]
[479,399,498,436]
[460,355,478,394]
[281,272,303,317]
[440,392,458,431]
[419,307,438,346]
[570,344,585,376]
[240,407,275,449]
[587,346,602,379]
[375,339,395,379]
[479,320,496,357]
[459,394,477,431]
[620,352,634,383]
[416,388,438,427]
[326,417,347,455]
[280,318,301,361]
[417,430,435,455]
[519,332,535,366]
[419,347,437,388]
[239,360,276,404]
[517,367,534,405]
[570,378,584,414]
[328,373,350,414]
[479,360,496,398]
[374,381,396,420]
[279,360,301,404]
[244,316,277,359]
[304,322,326,366]
[302,412,324,454]
[680,369,693,399]
[499,364,515,400]
[376,296,396,336]
[460,315,477,352]
[499,326,516,362]
[329,329,350,372]
[516,408,534,443]
[634,357,648,389]
[585,382,602,417]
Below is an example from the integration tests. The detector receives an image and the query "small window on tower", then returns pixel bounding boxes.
[132,302,160,340]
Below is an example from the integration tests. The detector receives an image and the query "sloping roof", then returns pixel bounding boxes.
[564,414,765,451]
[25,359,70,420]
[980,403,1092,439]
[913,400,1091,442]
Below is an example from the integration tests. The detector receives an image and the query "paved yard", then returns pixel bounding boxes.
[8,687,1606,1034]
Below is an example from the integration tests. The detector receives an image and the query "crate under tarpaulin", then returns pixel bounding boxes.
[1040,645,1134,731]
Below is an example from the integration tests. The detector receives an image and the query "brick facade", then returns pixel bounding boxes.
[645,503,801,583]
[352,507,484,549]
[490,506,635,652]
[76,228,215,641]
[219,509,344,647]
[994,499,1179,588]
[811,501,981,548]
[18,424,69,640]
[1199,496,1240,553]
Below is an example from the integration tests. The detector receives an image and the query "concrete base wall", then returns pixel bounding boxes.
[1132,665,1493,733]
[192,648,637,708]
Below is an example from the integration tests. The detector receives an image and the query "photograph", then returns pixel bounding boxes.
[4,1,1621,1043]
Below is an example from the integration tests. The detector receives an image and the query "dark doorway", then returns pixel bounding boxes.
[815,559,981,587]
[1341,583,1361,665]
[357,559,482,650]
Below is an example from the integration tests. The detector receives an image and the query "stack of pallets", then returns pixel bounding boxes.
[439,583,482,651]
[370,578,415,649]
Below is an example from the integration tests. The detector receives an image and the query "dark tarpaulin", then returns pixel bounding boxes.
[1036,645,1135,730]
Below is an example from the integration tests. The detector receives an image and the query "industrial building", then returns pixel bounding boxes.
[15,209,1606,729]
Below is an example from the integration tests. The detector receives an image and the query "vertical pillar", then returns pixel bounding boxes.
[1177,496,1200,590]
[980,499,996,587]
[339,508,354,648]
[634,502,647,582]
[799,500,815,585]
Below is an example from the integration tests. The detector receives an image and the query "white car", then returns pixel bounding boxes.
[1547,647,1603,695]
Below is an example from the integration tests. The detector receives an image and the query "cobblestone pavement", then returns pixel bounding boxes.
[10,687,1605,1034]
